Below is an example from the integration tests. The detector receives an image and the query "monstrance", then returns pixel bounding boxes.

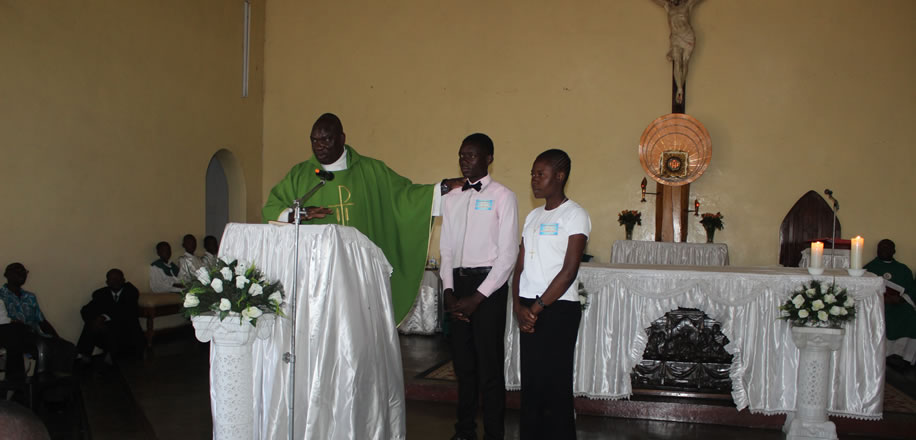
[639,113,712,241]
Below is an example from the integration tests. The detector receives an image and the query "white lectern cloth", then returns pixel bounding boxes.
[219,223,405,439]
[504,264,886,419]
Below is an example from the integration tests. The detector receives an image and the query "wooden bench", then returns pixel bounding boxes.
[137,292,187,348]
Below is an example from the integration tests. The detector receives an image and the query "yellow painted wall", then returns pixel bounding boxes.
[0,0,265,340]
[263,0,916,271]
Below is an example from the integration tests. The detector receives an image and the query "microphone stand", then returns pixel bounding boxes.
[284,177,328,439]
[826,192,839,268]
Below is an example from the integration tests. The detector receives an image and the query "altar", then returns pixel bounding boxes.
[503,263,886,419]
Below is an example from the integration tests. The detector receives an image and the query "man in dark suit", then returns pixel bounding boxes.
[76,269,143,364]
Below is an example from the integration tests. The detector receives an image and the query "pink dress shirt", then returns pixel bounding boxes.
[439,175,519,297]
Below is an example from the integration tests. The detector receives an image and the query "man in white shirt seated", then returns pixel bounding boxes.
[149,242,182,293]
[177,234,204,284]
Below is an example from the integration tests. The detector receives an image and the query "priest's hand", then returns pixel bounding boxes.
[447,291,486,322]
[514,303,537,333]
[440,177,465,195]
[288,206,334,223]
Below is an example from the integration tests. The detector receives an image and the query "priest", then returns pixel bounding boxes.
[263,113,460,322]
[864,239,916,365]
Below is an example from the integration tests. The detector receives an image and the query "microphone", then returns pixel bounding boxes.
[315,169,335,181]
[824,188,838,210]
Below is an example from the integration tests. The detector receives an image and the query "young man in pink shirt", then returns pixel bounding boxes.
[440,133,519,440]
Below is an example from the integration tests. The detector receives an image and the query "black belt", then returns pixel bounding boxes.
[454,266,492,277]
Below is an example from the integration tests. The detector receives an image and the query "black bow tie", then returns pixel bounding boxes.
[462,181,482,192]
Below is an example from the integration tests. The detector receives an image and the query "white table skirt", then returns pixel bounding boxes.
[503,263,885,419]
[398,270,441,335]
[611,240,729,266]
[799,248,851,269]
[219,223,405,439]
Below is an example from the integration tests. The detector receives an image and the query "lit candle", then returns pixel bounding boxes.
[850,236,864,270]
[810,241,824,269]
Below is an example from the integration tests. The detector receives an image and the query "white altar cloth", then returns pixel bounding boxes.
[799,248,851,269]
[398,270,442,335]
[219,223,405,439]
[503,263,885,419]
[611,240,729,266]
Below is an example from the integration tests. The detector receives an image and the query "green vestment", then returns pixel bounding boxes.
[263,146,433,323]
[864,258,916,339]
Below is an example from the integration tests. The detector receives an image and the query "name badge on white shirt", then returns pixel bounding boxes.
[475,199,494,211]
[539,223,559,235]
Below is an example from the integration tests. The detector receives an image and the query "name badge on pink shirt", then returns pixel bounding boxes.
[475,199,494,211]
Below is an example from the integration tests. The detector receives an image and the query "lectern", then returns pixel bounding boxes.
[211,223,406,440]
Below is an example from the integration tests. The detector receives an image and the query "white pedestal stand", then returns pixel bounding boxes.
[784,326,845,440]
[193,314,275,440]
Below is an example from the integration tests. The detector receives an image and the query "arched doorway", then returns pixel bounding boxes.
[206,149,247,240]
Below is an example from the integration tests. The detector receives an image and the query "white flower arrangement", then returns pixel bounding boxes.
[576,281,589,311]
[779,280,855,328]
[182,258,285,326]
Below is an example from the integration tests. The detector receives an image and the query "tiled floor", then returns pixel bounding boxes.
[28,330,916,439]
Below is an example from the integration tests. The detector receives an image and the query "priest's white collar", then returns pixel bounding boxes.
[321,147,349,172]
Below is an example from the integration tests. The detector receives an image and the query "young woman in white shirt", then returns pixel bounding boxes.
[511,149,591,440]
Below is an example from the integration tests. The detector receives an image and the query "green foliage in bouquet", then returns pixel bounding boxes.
[181,258,285,327]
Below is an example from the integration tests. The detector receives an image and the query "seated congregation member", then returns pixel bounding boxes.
[0,263,75,376]
[512,149,591,440]
[202,235,219,269]
[149,241,181,293]
[864,239,916,364]
[177,234,204,284]
[262,113,464,321]
[440,133,518,440]
[0,298,31,385]
[76,269,143,365]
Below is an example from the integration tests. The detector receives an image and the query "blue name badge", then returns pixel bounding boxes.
[475,199,494,211]
[539,223,559,235]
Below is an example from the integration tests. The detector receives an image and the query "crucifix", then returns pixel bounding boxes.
[652,0,702,112]
[640,0,709,243]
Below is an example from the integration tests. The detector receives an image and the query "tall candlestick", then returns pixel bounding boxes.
[850,236,864,270]
[810,241,824,269]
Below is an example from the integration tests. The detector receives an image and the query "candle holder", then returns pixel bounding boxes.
[846,268,865,277]
[685,199,700,216]
[640,177,657,203]
[807,267,824,275]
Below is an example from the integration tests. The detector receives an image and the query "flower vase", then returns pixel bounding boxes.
[704,226,715,243]
[625,223,635,240]
[784,326,844,440]
[192,313,275,440]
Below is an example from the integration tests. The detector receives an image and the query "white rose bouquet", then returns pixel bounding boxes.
[779,280,856,328]
[181,258,285,326]
[576,281,589,311]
